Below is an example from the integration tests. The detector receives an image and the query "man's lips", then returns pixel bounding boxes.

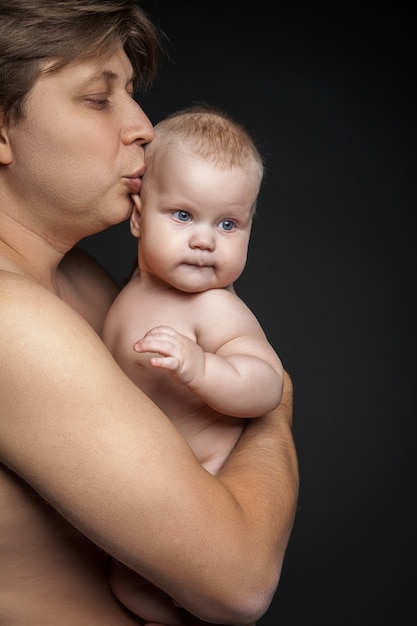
[125,167,145,194]
[126,176,142,194]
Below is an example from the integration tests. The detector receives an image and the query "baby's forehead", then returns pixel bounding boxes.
[142,145,260,219]
[147,136,260,179]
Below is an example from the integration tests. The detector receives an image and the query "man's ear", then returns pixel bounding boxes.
[130,196,142,238]
[0,117,13,165]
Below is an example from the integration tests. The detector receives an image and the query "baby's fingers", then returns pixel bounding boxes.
[149,355,180,371]
[142,325,177,339]
[134,334,176,355]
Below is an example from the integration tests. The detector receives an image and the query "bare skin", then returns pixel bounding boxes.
[0,254,146,625]
[0,47,298,624]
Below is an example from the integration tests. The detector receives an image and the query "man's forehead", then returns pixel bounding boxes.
[41,49,135,85]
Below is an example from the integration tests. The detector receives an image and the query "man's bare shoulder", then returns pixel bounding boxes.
[0,269,104,404]
[0,267,117,419]
[0,269,60,316]
[0,268,87,330]
[0,264,139,513]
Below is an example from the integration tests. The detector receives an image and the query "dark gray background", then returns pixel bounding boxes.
[81,3,415,624]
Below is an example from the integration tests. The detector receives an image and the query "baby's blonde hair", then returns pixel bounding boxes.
[146,103,264,213]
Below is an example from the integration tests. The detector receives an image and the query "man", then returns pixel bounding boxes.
[0,1,298,623]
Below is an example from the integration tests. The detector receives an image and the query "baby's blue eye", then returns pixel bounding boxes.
[219,219,235,231]
[173,210,192,222]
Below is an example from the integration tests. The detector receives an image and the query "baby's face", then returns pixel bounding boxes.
[136,147,257,293]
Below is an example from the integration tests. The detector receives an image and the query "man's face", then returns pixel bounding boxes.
[4,46,154,244]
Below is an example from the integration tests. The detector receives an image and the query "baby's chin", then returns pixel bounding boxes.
[173,275,230,295]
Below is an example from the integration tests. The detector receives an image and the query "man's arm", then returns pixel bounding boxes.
[0,274,298,625]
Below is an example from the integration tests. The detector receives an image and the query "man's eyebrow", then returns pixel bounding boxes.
[80,69,135,87]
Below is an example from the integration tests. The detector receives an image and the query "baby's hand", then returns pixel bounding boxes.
[133,326,204,388]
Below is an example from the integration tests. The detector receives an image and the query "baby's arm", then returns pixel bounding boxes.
[133,290,283,418]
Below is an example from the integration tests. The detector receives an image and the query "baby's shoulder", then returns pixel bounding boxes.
[193,286,247,313]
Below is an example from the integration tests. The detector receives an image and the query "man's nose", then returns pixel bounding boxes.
[121,98,155,146]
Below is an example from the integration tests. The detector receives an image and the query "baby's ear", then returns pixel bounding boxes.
[0,115,12,165]
[130,195,141,238]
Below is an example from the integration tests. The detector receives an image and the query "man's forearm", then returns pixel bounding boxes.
[217,371,299,612]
